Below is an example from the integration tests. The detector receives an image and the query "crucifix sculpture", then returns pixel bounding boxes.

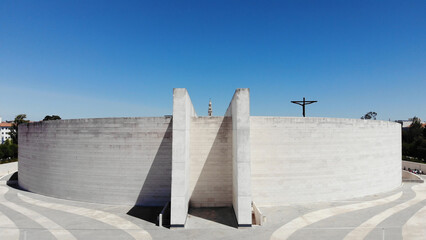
[291,97,317,117]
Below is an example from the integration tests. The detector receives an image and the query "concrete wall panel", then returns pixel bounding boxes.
[250,117,402,206]
[189,117,232,207]
[18,117,172,206]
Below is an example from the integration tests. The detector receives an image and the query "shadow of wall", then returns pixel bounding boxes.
[190,117,233,207]
[135,121,172,206]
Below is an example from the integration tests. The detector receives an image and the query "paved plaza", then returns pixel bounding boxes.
[0,170,425,239]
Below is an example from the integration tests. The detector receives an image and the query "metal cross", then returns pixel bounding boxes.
[291,97,317,117]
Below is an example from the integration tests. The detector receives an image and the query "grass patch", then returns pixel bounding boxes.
[403,156,425,164]
[0,158,18,164]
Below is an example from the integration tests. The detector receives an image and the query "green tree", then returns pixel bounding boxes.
[9,141,18,159]
[0,140,15,159]
[402,116,426,162]
[404,117,423,143]
[410,116,422,129]
[361,112,377,120]
[43,115,61,121]
[9,114,29,145]
[0,143,7,159]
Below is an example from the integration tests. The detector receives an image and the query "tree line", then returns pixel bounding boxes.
[402,117,426,162]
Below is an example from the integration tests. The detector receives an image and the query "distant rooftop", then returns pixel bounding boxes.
[0,122,12,127]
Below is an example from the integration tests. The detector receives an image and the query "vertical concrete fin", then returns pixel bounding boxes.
[225,88,252,227]
[171,88,197,227]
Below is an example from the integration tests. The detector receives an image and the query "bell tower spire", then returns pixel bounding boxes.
[208,98,212,116]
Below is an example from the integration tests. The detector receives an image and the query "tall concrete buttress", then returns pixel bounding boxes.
[170,88,197,227]
[225,89,252,227]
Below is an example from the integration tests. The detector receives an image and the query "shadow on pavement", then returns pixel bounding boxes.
[188,207,238,228]
[5,172,28,192]
[127,206,164,226]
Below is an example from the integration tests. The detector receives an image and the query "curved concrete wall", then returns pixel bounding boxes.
[19,116,402,208]
[18,117,172,206]
[250,117,401,206]
[17,89,403,228]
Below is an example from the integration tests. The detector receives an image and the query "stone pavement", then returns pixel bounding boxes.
[0,162,17,177]
[0,171,425,239]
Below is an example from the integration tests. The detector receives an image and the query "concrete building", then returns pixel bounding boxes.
[396,120,414,128]
[395,118,426,128]
[18,88,402,228]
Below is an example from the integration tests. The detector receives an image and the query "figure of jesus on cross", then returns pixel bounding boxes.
[291,97,317,117]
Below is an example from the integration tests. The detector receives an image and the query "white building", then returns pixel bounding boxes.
[0,117,13,144]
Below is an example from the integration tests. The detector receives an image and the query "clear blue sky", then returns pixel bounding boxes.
[1,0,425,121]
